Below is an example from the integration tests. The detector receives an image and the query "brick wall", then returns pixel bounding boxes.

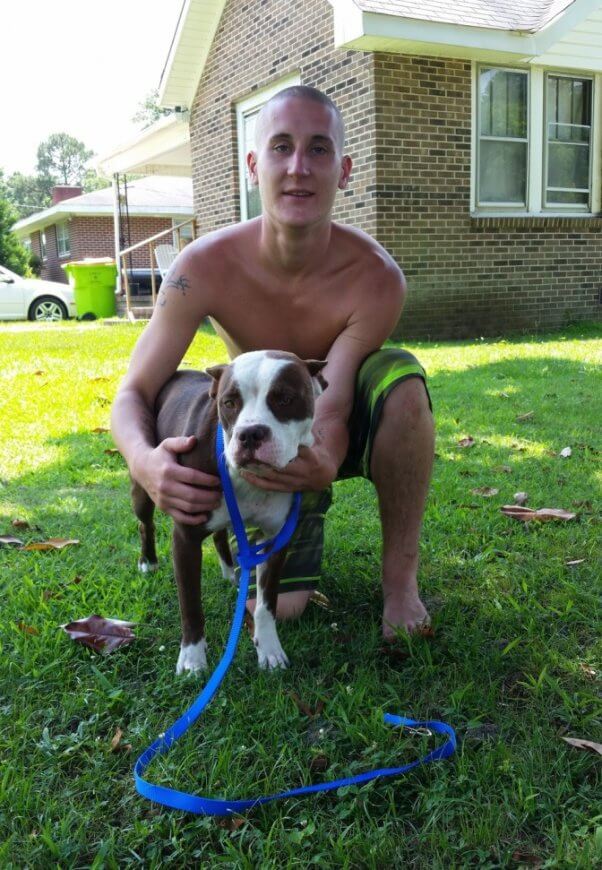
[190,0,377,237]
[32,216,176,283]
[374,54,602,339]
[189,0,602,339]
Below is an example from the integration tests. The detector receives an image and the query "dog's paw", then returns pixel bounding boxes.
[176,639,208,674]
[138,558,158,574]
[254,632,289,670]
[218,556,236,583]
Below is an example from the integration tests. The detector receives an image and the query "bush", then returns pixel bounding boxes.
[0,198,30,275]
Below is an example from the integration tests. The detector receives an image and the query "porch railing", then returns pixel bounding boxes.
[118,218,196,320]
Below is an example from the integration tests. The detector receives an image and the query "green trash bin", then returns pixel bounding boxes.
[62,258,118,319]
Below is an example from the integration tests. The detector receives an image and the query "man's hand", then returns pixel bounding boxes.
[133,436,222,525]
[240,440,338,493]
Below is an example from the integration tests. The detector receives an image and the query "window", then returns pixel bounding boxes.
[478,67,528,206]
[235,73,300,221]
[56,222,70,257]
[474,65,599,215]
[545,74,592,209]
[40,231,47,260]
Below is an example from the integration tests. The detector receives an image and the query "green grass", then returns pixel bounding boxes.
[0,319,600,868]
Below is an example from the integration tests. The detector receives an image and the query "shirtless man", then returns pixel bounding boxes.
[111,85,433,638]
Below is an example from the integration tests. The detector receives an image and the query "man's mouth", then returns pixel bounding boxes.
[283,190,314,198]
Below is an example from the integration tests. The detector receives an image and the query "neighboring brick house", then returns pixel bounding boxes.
[12,177,194,286]
[101,0,602,338]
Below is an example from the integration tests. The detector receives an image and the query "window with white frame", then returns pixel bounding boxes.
[40,230,47,260]
[475,65,599,215]
[235,74,301,221]
[545,74,592,209]
[477,67,528,206]
[56,222,70,257]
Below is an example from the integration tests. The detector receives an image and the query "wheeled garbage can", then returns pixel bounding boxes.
[62,259,118,319]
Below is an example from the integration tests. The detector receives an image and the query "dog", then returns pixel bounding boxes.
[131,350,327,674]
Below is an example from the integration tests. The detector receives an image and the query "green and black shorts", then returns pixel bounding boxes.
[237,348,431,597]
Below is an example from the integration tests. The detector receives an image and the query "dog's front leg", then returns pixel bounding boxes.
[253,548,289,670]
[172,522,209,674]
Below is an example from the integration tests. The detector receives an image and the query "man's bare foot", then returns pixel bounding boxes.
[382,587,430,640]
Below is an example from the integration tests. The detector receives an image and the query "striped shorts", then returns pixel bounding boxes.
[236,347,431,597]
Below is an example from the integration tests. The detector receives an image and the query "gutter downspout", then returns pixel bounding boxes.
[112,175,121,296]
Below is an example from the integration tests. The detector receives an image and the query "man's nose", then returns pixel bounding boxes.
[287,149,310,176]
[238,424,270,449]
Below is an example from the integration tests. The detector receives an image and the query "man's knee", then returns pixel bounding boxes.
[381,377,433,430]
[246,589,312,620]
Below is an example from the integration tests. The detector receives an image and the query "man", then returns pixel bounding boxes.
[111,85,433,639]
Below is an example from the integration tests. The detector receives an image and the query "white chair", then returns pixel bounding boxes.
[154,243,179,279]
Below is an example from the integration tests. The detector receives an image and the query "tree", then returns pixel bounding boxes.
[36,133,94,186]
[2,171,53,218]
[0,198,31,274]
[132,89,175,129]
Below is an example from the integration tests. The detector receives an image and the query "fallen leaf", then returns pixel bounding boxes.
[17,622,39,636]
[472,487,499,497]
[513,492,529,506]
[0,535,24,546]
[561,737,602,756]
[34,370,46,376]
[458,436,475,448]
[23,538,80,551]
[416,625,435,638]
[90,376,110,383]
[511,850,543,867]
[91,427,109,434]
[290,692,325,718]
[500,506,576,522]
[511,443,527,452]
[499,392,510,399]
[566,558,585,567]
[572,500,592,510]
[61,614,136,654]
[104,448,120,456]
[11,519,31,530]
[559,447,572,458]
[309,755,329,772]
[579,663,597,679]
[217,817,245,831]
[516,411,535,422]
[110,727,132,753]
[310,590,333,610]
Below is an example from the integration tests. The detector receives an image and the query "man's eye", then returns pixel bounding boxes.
[274,143,290,153]
[312,146,328,155]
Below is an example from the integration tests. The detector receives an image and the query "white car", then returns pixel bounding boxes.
[0,265,76,321]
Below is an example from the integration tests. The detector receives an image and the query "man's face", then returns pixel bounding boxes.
[247,96,352,229]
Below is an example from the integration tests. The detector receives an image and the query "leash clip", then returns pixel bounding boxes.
[407,726,433,737]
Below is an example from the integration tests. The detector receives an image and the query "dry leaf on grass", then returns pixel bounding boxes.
[511,850,543,867]
[561,737,602,756]
[61,614,136,654]
[513,492,529,506]
[90,376,110,383]
[458,436,475,448]
[110,727,132,753]
[11,519,31,530]
[309,754,329,772]
[566,558,585,566]
[0,535,24,547]
[559,446,572,458]
[217,817,245,831]
[23,538,80,551]
[500,506,576,522]
[104,448,120,456]
[516,411,535,422]
[472,487,499,497]
[17,622,39,635]
[91,427,110,434]
[310,590,333,610]
[290,691,325,719]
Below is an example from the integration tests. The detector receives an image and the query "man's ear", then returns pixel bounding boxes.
[305,359,328,393]
[338,154,352,190]
[246,150,259,186]
[205,364,227,399]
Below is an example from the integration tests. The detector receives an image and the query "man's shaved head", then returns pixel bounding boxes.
[254,86,346,153]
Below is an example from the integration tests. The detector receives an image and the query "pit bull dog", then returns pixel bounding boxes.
[131,350,327,675]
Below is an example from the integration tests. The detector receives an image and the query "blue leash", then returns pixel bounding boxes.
[134,423,456,815]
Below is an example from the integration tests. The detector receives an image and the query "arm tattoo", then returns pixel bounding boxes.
[159,273,191,306]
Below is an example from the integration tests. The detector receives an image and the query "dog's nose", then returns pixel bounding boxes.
[238,424,270,449]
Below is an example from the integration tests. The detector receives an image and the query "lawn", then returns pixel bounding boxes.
[0,320,600,868]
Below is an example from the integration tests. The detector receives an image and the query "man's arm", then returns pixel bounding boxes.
[242,258,406,491]
[111,245,222,524]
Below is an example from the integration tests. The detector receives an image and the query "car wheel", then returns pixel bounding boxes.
[28,296,68,322]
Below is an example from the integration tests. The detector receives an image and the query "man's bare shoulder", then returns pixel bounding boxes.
[183,220,258,271]
[331,222,406,300]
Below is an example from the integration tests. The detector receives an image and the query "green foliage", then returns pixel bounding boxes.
[0,198,31,273]
[36,133,94,186]
[0,322,600,866]
[132,88,175,129]
[1,170,53,219]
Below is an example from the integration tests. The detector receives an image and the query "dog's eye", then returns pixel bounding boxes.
[222,399,236,409]
[276,394,292,406]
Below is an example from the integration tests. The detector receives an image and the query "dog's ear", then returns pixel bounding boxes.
[305,359,328,394]
[205,364,228,399]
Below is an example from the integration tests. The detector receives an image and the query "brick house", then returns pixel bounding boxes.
[12,176,194,286]
[101,0,602,338]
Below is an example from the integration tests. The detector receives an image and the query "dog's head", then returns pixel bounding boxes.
[206,351,327,471]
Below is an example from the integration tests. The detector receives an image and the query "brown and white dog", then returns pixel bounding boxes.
[131,351,326,675]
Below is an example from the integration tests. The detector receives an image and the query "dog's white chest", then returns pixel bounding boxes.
[206,476,293,537]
